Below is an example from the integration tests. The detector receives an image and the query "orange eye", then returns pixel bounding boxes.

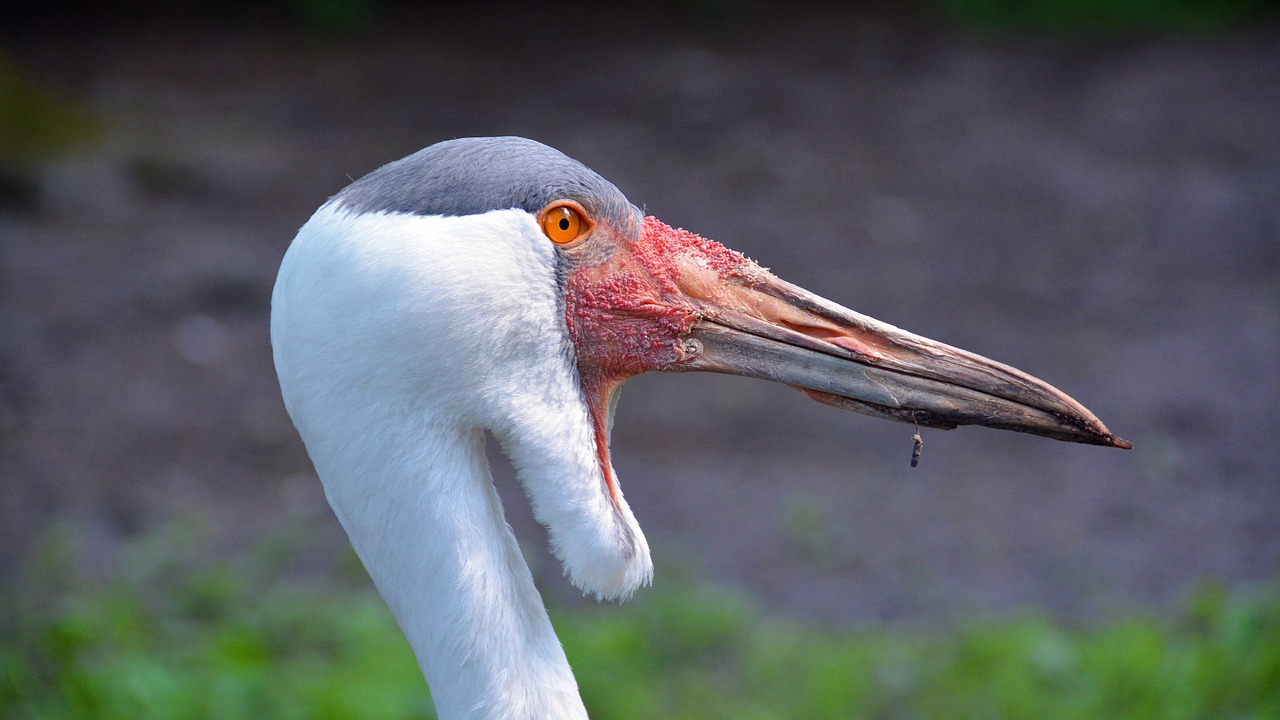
[540,203,590,245]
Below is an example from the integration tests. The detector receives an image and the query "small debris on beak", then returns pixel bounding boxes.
[910,431,924,468]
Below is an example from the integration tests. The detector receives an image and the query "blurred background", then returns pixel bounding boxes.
[2,1,1278,717]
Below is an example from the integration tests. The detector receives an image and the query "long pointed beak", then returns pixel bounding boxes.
[565,216,1129,451]
[664,248,1129,450]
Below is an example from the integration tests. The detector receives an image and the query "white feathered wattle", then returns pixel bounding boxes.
[271,202,652,720]
[272,133,1132,720]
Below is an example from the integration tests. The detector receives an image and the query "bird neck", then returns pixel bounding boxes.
[271,204,655,719]
[320,419,589,720]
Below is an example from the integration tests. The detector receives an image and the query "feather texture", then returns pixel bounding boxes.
[272,202,651,720]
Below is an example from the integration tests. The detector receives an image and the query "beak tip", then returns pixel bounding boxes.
[1107,434,1134,450]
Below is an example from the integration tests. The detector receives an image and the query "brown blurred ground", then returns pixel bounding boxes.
[1,3,1277,624]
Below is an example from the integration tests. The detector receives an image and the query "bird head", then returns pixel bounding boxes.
[273,136,1128,604]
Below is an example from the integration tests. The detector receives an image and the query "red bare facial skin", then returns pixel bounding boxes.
[565,217,757,378]
[564,216,760,506]
[561,215,1130,506]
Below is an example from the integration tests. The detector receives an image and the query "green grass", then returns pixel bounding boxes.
[931,0,1272,35]
[3,526,1278,720]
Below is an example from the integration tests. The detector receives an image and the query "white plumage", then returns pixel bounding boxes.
[274,204,646,718]
[271,137,1127,720]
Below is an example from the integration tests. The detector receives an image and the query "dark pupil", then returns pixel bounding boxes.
[558,218,570,231]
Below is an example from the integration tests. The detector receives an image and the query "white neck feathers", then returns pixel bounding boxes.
[271,204,651,719]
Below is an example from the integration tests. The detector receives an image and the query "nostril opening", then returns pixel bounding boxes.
[676,337,704,361]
